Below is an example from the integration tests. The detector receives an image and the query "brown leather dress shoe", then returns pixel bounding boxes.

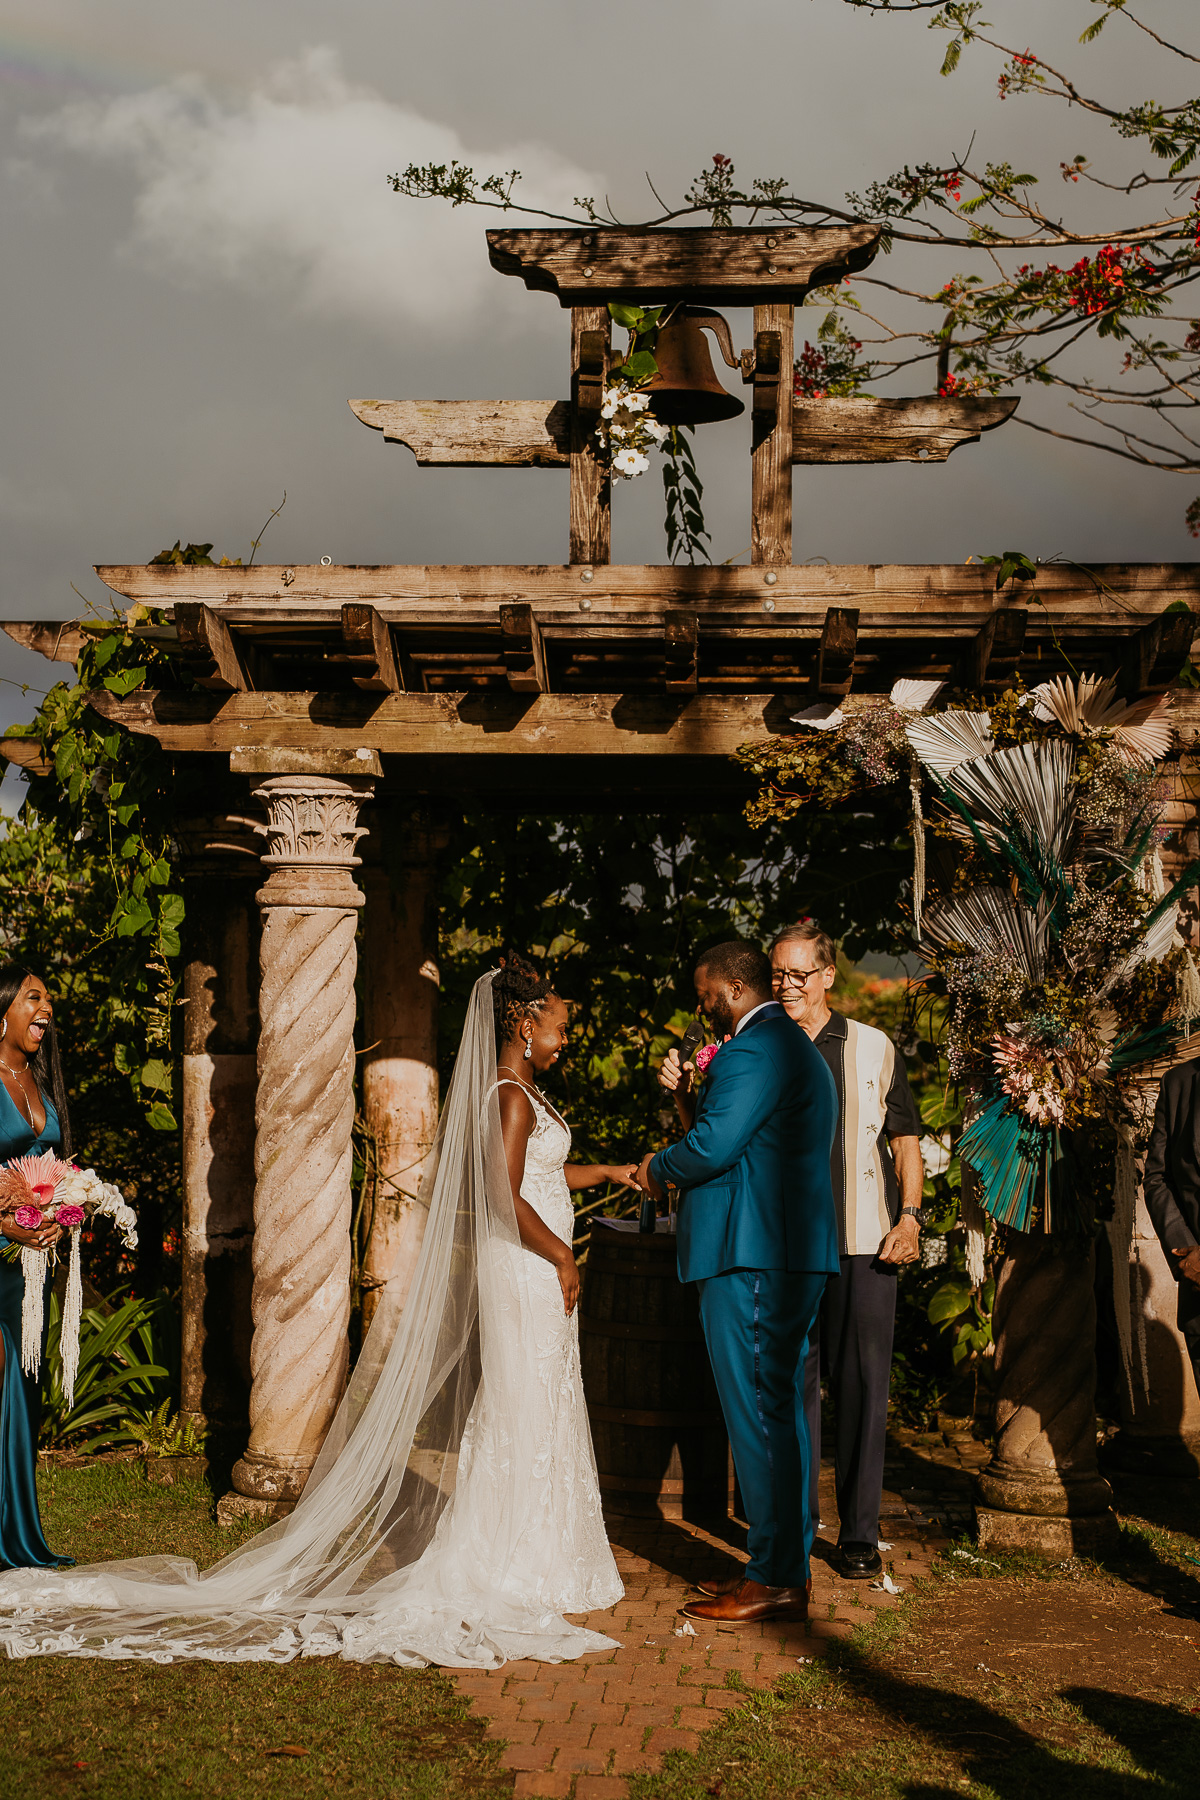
[693,1572,745,1599]
[680,1577,810,1625]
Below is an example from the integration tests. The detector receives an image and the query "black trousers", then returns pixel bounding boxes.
[802,1253,898,1547]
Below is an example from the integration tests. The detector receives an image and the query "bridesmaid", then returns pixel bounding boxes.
[0,963,73,1568]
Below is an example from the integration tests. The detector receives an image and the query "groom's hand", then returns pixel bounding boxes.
[658,1049,693,1096]
[636,1153,665,1201]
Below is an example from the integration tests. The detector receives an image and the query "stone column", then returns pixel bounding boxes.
[1106,747,1200,1472]
[358,810,444,1332]
[226,759,375,1518]
[178,814,261,1458]
[975,1234,1118,1556]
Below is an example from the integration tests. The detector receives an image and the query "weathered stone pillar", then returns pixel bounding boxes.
[1106,747,1200,1472]
[975,1234,1118,1556]
[226,755,376,1516]
[358,811,444,1331]
[178,814,261,1456]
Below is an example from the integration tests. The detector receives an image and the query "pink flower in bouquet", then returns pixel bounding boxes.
[55,1204,86,1230]
[12,1204,43,1230]
[694,1043,719,1074]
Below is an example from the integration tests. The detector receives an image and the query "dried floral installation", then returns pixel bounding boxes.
[738,674,1200,1238]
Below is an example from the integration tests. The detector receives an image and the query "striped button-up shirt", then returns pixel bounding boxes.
[811,1011,921,1257]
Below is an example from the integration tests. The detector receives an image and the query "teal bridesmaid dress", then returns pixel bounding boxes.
[0,1087,73,1568]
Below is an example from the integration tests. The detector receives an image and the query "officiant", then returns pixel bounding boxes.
[768,921,924,1582]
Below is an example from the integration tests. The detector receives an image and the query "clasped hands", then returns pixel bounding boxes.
[1173,1244,1200,1290]
[0,1210,62,1251]
[629,1047,699,1203]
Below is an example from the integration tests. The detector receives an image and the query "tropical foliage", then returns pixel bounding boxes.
[39,1288,168,1454]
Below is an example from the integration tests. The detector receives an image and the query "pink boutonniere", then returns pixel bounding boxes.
[694,1043,719,1075]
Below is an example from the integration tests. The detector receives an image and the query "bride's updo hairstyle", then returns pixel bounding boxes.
[493,949,557,1050]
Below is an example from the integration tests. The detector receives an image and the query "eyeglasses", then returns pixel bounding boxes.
[771,967,826,989]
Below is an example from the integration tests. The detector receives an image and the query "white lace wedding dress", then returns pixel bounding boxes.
[0,974,623,1668]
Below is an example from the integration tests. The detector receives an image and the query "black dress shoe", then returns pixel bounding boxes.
[834,1542,882,1579]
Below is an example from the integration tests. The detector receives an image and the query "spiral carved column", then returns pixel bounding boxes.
[975,1234,1118,1556]
[229,773,373,1508]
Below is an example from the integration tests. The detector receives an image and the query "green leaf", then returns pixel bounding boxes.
[607,303,644,330]
[139,1058,172,1093]
[146,1102,178,1132]
[90,633,121,670]
[159,925,180,957]
[621,350,658,385]
[103,667,147,698]
[115,896,153,937]
[928,1279,973,1324]
[158,892,185,927]
[147,858,170,886]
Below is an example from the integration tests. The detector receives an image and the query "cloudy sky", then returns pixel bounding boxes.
[1,0,1196,737]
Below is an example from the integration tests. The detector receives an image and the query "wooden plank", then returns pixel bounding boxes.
[486,226,881,306]
[88,689,801,758]
[90,564,1200,620]
[570,307,611,566]
[1118,607,1197,695]
[791,394,1019,464]
[499,602,549,693]
[964,607,1028,689]
[751,304,793,566]
[174,601,253,691]
[663,611,698,694]
[2,621,85,664]
[348,399,571,467]
[339,603,402,693]
[815,607,859,698]
[0,737,52,777]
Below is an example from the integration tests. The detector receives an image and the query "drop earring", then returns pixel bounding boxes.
[523,1037,532,1061]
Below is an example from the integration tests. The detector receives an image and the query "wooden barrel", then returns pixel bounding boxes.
[580,1217,730,1520]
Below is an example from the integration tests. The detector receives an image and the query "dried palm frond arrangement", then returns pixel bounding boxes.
[738,673,1199,1237]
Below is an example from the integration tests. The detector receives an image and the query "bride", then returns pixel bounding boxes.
[0,955,633,1667]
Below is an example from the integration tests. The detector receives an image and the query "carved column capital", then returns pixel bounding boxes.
[252,774,374,910]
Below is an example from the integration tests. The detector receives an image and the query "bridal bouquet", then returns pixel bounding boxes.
[0,1152,138,1408]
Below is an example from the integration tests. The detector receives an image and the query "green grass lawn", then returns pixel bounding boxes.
[2,1459,507,1800]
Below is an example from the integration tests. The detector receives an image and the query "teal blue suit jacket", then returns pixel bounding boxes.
[650,1002,840,1284]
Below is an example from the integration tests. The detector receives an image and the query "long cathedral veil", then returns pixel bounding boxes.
[0,970,618,1667]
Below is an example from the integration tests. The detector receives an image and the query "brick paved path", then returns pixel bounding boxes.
[453,1431,971,1799]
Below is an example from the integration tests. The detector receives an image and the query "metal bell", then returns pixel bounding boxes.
[643,307,745,426]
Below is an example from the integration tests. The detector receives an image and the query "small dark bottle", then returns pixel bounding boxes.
[638,1194,657,1234]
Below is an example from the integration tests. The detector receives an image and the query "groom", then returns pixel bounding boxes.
[635,940,839,1623]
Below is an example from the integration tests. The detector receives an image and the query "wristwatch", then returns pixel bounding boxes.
[900,1206,930,1228]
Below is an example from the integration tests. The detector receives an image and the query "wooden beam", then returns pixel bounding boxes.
[663,611,698,694]
[486,225,881,306]
[88,689,804,759]
[751,305,793,566]
[815,607,859,699]
[174,601,253,691]
[791,394,1019,464]
[499,602,549,693]
[349,399,571,467]
[339,603,403,693]
[963,607,1028,690]
[1118,607,1197,695]
[570,307,611,566]
[0,737,52,777]
[2,621,85,664]
[88,564,1200,623]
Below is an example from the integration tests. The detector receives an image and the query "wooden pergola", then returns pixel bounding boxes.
[4,223,1199,1517]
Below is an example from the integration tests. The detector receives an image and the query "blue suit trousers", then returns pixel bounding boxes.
[698,1267,827,1588]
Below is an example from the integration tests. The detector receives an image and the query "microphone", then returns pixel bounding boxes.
[645,1018,707,1235]
[679,1018,706,1069]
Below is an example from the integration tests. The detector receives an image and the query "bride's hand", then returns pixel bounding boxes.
[605,1164,640,1191]
[553,1248,581,1316]
[0,1212,61,1251]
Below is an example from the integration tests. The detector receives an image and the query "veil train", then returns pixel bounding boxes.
[0,971,620,1668]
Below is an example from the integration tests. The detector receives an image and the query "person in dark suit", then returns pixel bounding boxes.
[635,941,839,1625]
[1143,1059,1200,1397]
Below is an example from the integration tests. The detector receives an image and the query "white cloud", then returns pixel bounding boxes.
[25,46,599,335]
